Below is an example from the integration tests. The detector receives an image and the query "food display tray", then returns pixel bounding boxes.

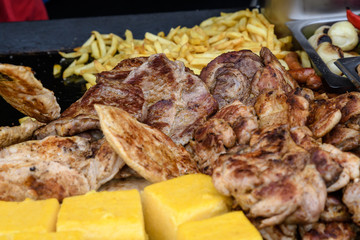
[0,8,240,126]
[286,15,360,93]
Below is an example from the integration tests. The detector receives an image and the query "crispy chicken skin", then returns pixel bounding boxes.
[36,54,217,146]
[189,100,258,174]
[212,125,326,228]
[259,224,298,240]
[0,64,60,123]
[299,222,357,240]
[0,136,123,201]
[343,180,360,225]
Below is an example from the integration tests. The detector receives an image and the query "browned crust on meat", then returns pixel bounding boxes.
[95,104,199,183]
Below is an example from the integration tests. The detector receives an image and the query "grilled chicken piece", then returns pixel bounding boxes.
[0,117,44,148]
[190,118,235,175]
[343,180,360,226]
[0,136,123,201]
[324,125,360,151]
[290,126,359,192]
[299,222,357,240]
[320,194,351,222]
[254,88,313,129]
[189,100,258,174]
[320,143,360,181]
[199,50,264,107]
[309,92,360,138]
[254,90,289,129]
[251,47,298,97]
[95,104,199,183]
[259,224,297,240]
[0,64,60,123]
[212,125,326,228]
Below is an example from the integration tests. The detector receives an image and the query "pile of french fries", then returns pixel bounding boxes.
[57,9,296,89]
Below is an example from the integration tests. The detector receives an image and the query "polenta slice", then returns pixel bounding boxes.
[177,211,262,240]
[56,190,147,240]
[0,198,59,235]
[142,173,231,240]
[12,231,83,240]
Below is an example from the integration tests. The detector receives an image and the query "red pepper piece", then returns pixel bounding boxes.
[346,7,360,30]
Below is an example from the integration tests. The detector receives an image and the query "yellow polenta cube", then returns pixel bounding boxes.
[12,231,83,240]
[0,198,59,235]
[177,211,262,240]
[57,190,147,240]
[142,173,231,240]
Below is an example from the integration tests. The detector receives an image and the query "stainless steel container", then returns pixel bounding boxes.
[264,0,360,37]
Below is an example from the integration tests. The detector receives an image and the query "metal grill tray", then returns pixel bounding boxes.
[286,15,360,93]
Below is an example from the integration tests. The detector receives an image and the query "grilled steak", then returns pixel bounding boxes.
[36,54,217,146]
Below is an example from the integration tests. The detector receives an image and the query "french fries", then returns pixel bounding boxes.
[59,9,293,88]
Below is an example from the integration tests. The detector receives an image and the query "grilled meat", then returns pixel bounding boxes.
[299,222,357,240]
[251,47,298,97]
[96,56,148,83]
[122,53,218,145]
[259,224,297,240]
[212,125,326,228]
[36,54,217,146]
[309,92,360,138]
[200,50,264,107]
[324,125,360,151]
[0,64,60,123]
[0,136,123,201]
[320,194,351,222]
[343,180,360,225]
[189,100,258,174]
[34,81,145,139]
[95,104,199,183]
[0,118,44,148]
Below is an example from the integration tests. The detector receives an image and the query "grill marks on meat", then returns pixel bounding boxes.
[36,54,217,146]
[189,100,258,175]
[0,136,123,201]
[122,53,218,145]
[35,81,145,139]
[212,125,327,228]
[96,57,148,83]
[95,104,198,183]
[0,64,60,123]
[199,48,360,231]
[5,47,360,234]
[300,222,357,240]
